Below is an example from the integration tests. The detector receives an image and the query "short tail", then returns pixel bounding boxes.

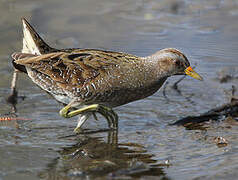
[21,18,58,55]
[12,18,58,72]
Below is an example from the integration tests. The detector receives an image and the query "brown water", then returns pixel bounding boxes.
[0,0,238,179]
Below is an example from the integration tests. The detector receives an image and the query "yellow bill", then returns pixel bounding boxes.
[185,66,203,81]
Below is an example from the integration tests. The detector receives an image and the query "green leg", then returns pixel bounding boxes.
[59,103,118,130]
[74,114,90,133]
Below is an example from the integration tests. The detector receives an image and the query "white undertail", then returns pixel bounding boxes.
[22,19,41,55]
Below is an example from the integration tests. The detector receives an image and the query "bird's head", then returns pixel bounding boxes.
[152,48,203,80]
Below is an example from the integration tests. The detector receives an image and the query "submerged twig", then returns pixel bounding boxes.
[6,68,26,114]
[7,69,19,113]
[1,68,29,127]
[162,75,196,105]
[172,75,186,90]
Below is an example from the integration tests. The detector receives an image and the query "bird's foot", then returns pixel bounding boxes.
[59,103,118,130]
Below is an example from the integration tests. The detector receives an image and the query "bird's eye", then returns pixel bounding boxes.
[175,60,181,66]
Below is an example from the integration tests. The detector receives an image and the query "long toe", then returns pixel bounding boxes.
[97,105,118,129]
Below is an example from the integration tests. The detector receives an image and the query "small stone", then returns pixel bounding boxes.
[214,136,228,147]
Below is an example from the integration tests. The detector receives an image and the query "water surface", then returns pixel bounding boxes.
[0,0,238,179]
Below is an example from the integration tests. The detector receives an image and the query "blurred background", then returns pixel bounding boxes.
[0,0,238,179]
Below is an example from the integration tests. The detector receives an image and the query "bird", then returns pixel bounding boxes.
[11,18,203,132]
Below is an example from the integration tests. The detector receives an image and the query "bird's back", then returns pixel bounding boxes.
[12,49,165,107]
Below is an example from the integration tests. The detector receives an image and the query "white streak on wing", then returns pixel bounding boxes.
[22,21,41,55]
[91,83,96,90]
[85,85,90,97]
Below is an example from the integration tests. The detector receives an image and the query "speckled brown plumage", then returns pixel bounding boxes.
[12,49,168,108]
[11,18,203,131]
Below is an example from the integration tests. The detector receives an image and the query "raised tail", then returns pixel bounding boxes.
[21,18,58,55]
[12,18,58,73]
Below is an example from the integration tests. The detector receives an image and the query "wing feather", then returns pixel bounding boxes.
[13,50,126,87]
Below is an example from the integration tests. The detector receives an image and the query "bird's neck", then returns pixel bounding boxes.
[141,56,170,81]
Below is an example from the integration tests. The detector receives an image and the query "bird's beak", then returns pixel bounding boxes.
[185,66,203,81]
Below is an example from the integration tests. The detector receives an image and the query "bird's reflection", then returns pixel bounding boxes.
[39,130,170,179]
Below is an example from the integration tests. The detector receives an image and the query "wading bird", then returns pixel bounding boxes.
[11,18,202,132]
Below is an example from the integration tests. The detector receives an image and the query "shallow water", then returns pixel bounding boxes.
[0,0,238,179]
